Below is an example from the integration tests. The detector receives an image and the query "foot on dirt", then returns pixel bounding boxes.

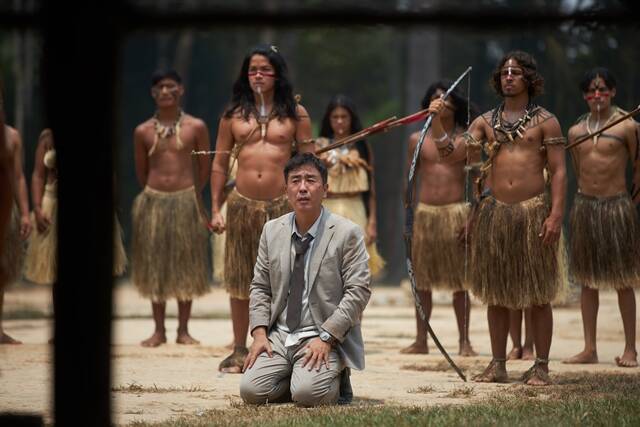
[400,341,428,354]
[473,359,508,383]
[219,346,248,373]
[141,331,167,347]
[0,332,22,345]
[563,350,598,364]
[615,350,638,368]
[522,359,552,386]
[522,347,535,361]
[459,341,478,357]
[507,346,522,360]
[176,331,200,345]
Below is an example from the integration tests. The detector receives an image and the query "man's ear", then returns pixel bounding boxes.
[610,87,617,99]
[323,183,329,197]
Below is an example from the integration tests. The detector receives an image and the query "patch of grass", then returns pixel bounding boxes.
[444,386,475,399]
[126,373,640,427]
[407,385,436,394]
[112,382,212,394]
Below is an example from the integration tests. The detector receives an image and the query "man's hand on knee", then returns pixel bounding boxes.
[243,327,273,372]
[301,338,332,372]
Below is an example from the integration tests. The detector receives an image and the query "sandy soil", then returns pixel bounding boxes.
[0,281,638,425]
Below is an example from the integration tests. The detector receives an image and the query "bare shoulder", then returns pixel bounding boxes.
[183,114,207,130]
[134,119,154,135]
[4,125,20,151]
[531,106,559,128]
[408,131,420,149]
[295,104,310,120]
[568,122,582,139]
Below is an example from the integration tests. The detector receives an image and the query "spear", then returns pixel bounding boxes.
[565,104,640,150]
[315,116,397,154]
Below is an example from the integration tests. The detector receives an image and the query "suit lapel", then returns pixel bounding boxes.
[278,214,292,286]
[308,211,335,289]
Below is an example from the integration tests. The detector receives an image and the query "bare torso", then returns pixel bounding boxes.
[411,130,467,205]
[478,109,554,204]
[569,111,635,197]
[230,113,298,200]
[136,114,203,192]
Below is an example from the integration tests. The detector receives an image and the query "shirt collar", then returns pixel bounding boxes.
[292,207,324,240]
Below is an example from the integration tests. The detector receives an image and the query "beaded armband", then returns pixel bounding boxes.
[542,136,566,147]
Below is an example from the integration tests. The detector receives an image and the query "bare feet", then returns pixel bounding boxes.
[563,349,598,364]
[219,346,248,374]
[459,341,478,357]
[141,331,167,347]
[507,346,522,360]
[400,341,428,354]
[176,331,200,345]
[522,361,552,386]
[615,350,638,368]
[473,359,508,383]
[0,332,22,345]
[522,347,535,361]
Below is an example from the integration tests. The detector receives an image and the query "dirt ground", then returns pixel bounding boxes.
[1,281,638,425]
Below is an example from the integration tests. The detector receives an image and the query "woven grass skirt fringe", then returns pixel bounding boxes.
[24,183,57,284]
[1,204,25,285]
[471,193,562,309]
[411,202,470,291]
[569,192,640,290]
[224,189,291,300]
[322,195,385,277]
[132,186,209,302]
[24,183,128,284]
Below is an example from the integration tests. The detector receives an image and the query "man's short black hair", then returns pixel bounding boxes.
[579,67,616,93]
[284,153,328,184]
[151,69,182,87]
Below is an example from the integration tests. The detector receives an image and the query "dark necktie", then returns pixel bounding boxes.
[286,233,313,331]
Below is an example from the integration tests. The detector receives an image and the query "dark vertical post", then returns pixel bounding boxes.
[42,2,122,426]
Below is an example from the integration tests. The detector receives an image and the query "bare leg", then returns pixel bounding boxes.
[0,290,21,344]
[176,300,200,344]
[141,302,167,347]
[615,288,638,368]
[219,297,249,373]
[453,291,477,356]
[522,308,535,360]
[524,303,552,386]
[473,305,508,383]
[507,309,523,360]
[400,290,431,354]
[564,286,599,364]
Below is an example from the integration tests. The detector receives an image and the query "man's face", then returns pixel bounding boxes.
[286,164,327,215]
[583,76,615,112]
[151,78,183,108]
[429,88,455,120]
[248,54,276,95]
[329,106,352,137]
[500,58,527,98]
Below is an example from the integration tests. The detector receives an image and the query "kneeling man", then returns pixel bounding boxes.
[240,153,371,406]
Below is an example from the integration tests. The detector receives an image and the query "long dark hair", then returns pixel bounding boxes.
[319,94,373,216]
[421,79,478,129]
[223,44,298,121]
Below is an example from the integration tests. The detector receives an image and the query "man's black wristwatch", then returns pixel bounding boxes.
[319,330,337,346]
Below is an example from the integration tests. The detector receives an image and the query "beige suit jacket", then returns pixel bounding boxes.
[248,209,372,370]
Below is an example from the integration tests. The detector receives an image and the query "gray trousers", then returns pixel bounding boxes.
[240,329,344,406]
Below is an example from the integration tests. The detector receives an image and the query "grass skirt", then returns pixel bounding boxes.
[132,186,209,302]
[24,183,128,284]
[323,195,385,277]
[412,202,469,291]
[471,193,562,309]
[224,189,290,300]
[569,192,640,290]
